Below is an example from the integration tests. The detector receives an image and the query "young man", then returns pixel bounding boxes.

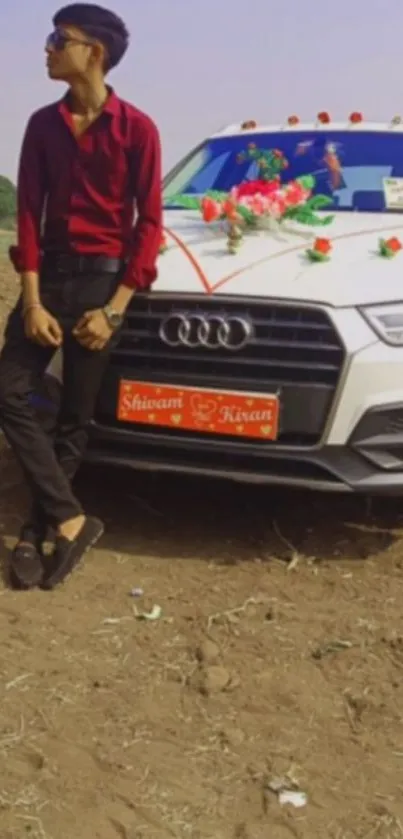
[0,4,162,590]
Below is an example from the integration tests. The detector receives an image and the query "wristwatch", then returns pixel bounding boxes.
[103,304,124,331]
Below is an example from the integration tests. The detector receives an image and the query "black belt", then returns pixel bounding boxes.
[42,252,125,274]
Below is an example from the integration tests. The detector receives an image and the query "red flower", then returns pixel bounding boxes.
[379,236,402,258]
[284,181,307,206]
[349,111,363,124]
[287,115,299,126]
[313,238,332,255]
[306,237,332,262]
[317,112,330,124]
[222,199,238,221]
[237,179,279,197]
[201,196,221,223]
[273,149,283,158]
[385,237,402,253]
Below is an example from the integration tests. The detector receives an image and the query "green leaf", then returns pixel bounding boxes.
[285,206,334,226]
[306,248,330,262]
[305,194,333,210]
[236,205,255,222]
[317,214,334,226]
[205,190,228,201]
[166,194,201,210]
[299,213,334,227]
[296,174,315,190]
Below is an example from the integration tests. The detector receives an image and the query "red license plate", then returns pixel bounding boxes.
[117,381,279,440]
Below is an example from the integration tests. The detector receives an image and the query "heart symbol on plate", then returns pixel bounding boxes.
[260,425,272,435]
[190,394,217,421]
[171,414,182,424]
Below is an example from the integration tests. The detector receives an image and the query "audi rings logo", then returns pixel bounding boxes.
[159,312,254,351]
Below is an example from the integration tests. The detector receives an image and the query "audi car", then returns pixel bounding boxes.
[45,115,403,492]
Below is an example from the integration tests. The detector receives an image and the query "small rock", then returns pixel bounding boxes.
[196,639,220,664]
[220,725,245,747]
[202,665,231,695]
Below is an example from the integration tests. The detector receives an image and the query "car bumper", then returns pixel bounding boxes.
[84,305,403,493]
[84,403,403,494]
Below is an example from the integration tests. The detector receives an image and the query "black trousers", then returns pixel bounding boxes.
[0,264,122,528]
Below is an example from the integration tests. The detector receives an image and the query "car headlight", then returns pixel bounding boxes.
[360,303,403,345]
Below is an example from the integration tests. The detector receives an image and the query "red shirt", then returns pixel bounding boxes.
[12,88,162,290]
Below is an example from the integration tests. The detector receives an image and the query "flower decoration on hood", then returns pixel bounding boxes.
[306,238,332,262]
[317,111,331,124]
[168,145,334,253]
[379,237,402,258]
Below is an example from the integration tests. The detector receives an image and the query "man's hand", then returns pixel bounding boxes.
[24,305,62,348]
[73,309,113,351]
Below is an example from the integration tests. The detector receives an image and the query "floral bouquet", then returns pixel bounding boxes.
[168,144,334,253]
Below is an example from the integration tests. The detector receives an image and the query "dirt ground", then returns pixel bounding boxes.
[1,256,403,839]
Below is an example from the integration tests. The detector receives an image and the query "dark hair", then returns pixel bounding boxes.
[53,3,129,70]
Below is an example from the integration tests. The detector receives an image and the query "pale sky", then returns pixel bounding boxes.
[0,0,402,182]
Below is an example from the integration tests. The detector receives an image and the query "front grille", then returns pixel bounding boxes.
[104,294,345,446]
[112,294,344,385]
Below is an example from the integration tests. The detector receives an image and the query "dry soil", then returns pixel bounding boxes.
[1,255,403,839]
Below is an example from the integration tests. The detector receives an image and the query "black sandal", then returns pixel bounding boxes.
[10,524,45,590]
[41,517,104,590]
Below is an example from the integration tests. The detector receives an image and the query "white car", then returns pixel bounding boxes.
[49,114,403,492]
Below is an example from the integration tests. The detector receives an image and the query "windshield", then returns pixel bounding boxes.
[163,130,403,213]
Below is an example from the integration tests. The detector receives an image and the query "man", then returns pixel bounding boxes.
[0,3,162,590]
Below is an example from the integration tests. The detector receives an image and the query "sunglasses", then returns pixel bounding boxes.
[46,30,93,51]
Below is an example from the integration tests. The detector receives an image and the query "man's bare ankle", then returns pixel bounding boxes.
[57,514,86,541]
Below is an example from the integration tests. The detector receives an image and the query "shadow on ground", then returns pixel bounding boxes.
[1,445,402,566]
[77,464,403,564]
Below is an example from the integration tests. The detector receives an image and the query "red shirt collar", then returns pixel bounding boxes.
[58,85,119,122]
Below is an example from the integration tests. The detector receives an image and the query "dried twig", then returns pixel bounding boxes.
[207,596,260,631]
[5,673,31,691]
[272,519,301,570]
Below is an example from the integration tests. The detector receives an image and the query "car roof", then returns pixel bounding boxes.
[210,117,403,139]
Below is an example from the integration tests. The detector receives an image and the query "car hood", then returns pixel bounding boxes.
[155,210,403,307]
